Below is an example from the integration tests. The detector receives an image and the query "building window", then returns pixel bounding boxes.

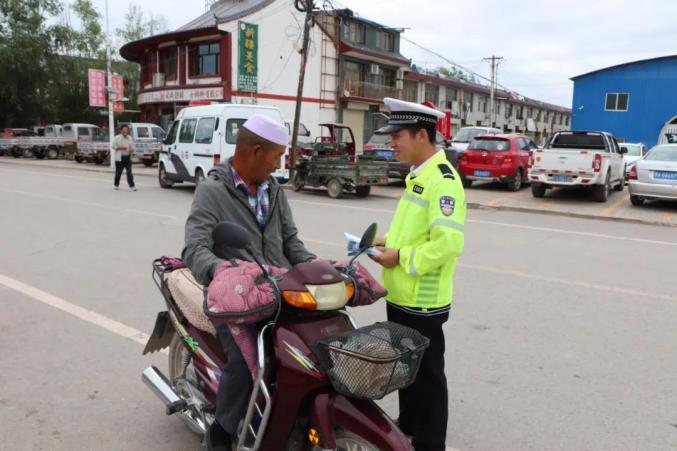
[544,111,550,122]
[342,21,365,44]
[605,93,629,111]
[402,80,418,102]
[424,84,439,105]
[376,67,396,87]
[444,87,457,109]
[343,60,364,96]
[189,42,220,77]
[466,92,474,112]
[505,103,513,119]
[536,110,541,121]
[478,95,487,113]
[516,105,524,120]
[160,47,177,80]
[565,115,570,126]
[375,31,394,51]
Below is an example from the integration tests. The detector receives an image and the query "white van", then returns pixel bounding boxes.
[158,104,289,188]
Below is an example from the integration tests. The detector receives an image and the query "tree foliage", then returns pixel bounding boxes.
[0,0,168,127]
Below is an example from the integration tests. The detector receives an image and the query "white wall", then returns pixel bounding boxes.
[218,1,338,137]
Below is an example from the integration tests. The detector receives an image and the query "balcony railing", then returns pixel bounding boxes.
[342,80,401,100]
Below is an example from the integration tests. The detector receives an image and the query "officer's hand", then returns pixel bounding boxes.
[372,236,386,247]
[370,247,399,268]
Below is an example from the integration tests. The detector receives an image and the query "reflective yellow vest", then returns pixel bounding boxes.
[383,150,466,309]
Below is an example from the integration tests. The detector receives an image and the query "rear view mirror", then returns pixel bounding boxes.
[359,223,377,250]
[212,222,251,250]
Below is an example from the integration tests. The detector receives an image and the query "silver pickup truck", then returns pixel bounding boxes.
[529,131,627,202]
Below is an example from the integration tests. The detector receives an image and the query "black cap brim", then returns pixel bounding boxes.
[374,124,405,135]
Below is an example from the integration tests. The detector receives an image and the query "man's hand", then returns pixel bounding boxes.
[372,236,386,247]
[370,247,399,268]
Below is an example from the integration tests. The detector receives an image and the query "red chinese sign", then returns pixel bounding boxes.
[88,69,106,107]
[112,75,125,112]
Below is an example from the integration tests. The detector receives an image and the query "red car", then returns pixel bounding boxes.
[458,133,538,191]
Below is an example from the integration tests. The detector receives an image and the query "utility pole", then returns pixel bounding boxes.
[289,0,314,180]
[482,55,503,126]
[105,0,115,169]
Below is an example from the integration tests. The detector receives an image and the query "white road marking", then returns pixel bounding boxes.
[0,273,150,347]
[0,166,155,187]
[291,199,677,247]
[303,238,677,304]
[0,187,177,220]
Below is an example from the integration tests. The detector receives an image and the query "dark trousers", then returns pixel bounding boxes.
[215,326,253,434]
[114,155,135,187]
[387,303,449,451]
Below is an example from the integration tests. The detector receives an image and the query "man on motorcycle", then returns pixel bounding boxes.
[182,114,315,450]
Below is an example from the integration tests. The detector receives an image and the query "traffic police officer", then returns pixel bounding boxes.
[370,97,466,451]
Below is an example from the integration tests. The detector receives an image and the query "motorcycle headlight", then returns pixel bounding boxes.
[282,282,353,311]
[307,282,351,311]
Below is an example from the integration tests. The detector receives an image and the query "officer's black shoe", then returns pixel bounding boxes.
[205,421,232,451]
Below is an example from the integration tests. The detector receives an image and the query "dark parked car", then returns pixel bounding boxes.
[362,131,457,179]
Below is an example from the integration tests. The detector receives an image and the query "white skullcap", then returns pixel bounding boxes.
[242,114,289,146]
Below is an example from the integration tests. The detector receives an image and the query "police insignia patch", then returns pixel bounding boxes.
[413,184,424,194]
[439,196,455,216]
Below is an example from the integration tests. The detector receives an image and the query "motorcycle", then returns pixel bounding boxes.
[142,222,428,450]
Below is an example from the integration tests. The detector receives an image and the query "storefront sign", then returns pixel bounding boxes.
[138,87,224,105]
[237,21,258,92]
[88,69,106,107]
[112,75,125,112]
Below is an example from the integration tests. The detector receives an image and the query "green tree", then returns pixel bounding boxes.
[0,0,63,126]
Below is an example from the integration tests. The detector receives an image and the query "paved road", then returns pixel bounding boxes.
[1,164,676,451]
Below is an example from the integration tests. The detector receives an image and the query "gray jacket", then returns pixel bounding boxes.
[182,160,315,285]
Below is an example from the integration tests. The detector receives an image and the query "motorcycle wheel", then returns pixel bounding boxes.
[169,333,210,436]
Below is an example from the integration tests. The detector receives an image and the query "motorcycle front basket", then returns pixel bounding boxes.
[314,321,429,400]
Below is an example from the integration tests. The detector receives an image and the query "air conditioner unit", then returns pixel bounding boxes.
[152,73,165,88]
[369,64,380,76]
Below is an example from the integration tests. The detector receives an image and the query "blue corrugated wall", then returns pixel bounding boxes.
[571,57,677,148]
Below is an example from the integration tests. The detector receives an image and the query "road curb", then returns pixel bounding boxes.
[465,202,677,228]
[0,158,157,178]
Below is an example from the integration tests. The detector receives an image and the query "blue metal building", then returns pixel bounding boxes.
[571,55,677,148]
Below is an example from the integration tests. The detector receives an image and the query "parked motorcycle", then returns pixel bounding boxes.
[142,222,428,450]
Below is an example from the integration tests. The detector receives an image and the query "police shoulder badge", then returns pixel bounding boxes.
[439,196,455,216]
[413,184,424,194]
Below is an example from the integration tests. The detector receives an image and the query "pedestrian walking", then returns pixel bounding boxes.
[113,124,136,191]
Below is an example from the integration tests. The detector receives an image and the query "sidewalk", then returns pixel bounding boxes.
[370,181,677,228]
[2,157,676,227]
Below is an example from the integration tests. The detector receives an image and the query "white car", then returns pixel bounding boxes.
[620,142,648,179]
[628,144,677,205]
[159,104,289,188]
[529,131,626,202]
[450,126,501,152]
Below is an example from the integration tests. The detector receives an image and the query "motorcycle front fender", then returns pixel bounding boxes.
[310,392,412,450]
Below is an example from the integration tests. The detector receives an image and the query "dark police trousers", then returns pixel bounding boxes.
[387,302,449,451]
[114,155,135,188]
[216,325,253,434]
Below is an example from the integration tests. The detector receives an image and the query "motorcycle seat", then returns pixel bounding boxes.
[166,268,216,336]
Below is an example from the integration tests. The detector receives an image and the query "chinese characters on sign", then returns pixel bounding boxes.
[88,69,106,107]
[137,87,224,105]
[112,75,125,112]
[238,21,258,92]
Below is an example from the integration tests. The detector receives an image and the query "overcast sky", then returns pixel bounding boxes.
[89,0,677,108]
